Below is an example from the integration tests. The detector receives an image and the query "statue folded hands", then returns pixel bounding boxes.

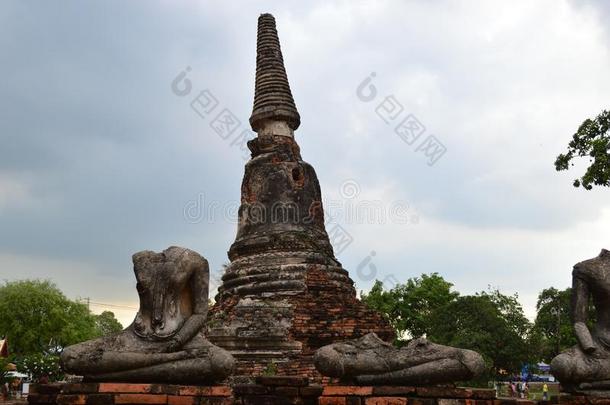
[60,246,234,384]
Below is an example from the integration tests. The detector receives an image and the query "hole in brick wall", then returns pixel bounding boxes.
[292,167,302,182]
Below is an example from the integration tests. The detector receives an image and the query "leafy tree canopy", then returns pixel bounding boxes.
[0,279,121,356]
[361,273,458,338]
[555,109,610,189]
[428,290,533,377]
[95,311,123,336]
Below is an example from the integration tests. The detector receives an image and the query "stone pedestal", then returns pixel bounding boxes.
[233,376,322,405]
[559,393,610,404]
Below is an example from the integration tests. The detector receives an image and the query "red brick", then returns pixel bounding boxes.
[167,395,198,405]
[199,399,234,405]
[56,394,87,405]
[256,376,309,386]
[437,400,465,405]
[365,397,407,405]
[85,394,115,405]
[114,393,167,404]
[61,383,100,394]
[372,387,416,396]
[468,389,496,400]
[178,385,232,396]
[26,393,50,404]
[207,386,233,396]
[590,400,610,405]
[274,386,299,396]
[300,385,324,397]
[99,383,153,393]
[416,387,471,398]
[233,384,270,395]
[323,386,374,396]
[556,394,587,405]
[150,384,178,394]
[30,383,64,394]
[409,399,436,405]
[320,397,348,405]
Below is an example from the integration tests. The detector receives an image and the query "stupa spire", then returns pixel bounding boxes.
[249,13,301,133]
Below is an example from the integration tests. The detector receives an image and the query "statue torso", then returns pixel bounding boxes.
[574,263,610,347]
[132,262,193,340]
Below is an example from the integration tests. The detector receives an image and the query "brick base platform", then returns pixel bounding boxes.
[28,380,610,404]
[318,385,497,405]
[27,383,62,405]
[28,383,232,405]
[558,393,610,405]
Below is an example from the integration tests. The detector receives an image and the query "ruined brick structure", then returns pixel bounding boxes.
[207,13,394,378]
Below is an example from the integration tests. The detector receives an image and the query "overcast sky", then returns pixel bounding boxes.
[1,0,609,327]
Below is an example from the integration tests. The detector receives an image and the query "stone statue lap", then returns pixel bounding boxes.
[60,246,234,384]
[551,249,610,393]
[314,332,485,385]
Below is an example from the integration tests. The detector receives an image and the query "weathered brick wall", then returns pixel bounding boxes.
[290,265,395,353]
[209,263,395,378]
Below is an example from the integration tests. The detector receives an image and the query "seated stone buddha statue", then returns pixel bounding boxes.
[551,249,610,392]
[60,246,234,383]
[314,332,484,385]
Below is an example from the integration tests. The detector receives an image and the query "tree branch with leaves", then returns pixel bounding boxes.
[555,109,610,189]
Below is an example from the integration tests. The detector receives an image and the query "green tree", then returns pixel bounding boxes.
[555,109,610,189]
[0,280,102,355]
[531,287,595,362]
[361,273,459,339]
[480,288,531,338]
[95,311,123,336]
[429,289,533,378]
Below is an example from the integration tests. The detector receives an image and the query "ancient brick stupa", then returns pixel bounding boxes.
[208,13,394,377]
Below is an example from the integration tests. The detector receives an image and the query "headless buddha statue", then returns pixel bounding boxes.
[60,246,234,383]
[314,333,484,385]
[551,249,610,393]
